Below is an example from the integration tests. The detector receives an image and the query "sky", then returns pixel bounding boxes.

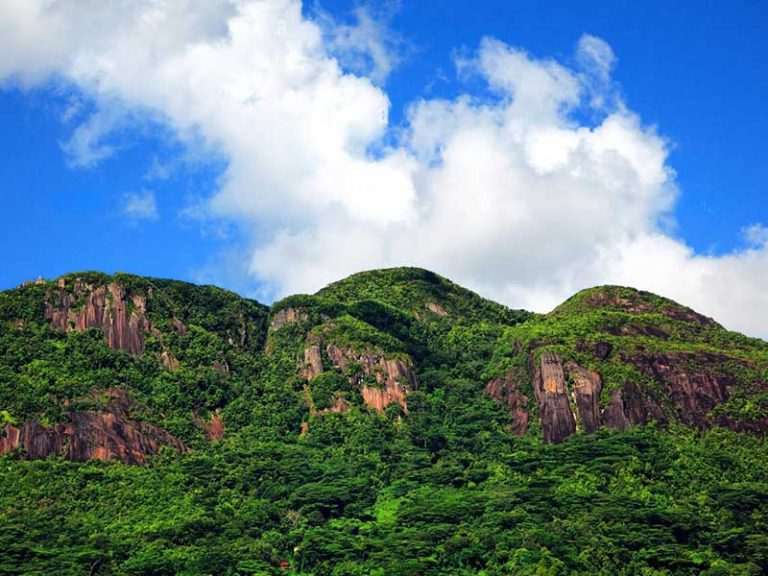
[0,0,767,337]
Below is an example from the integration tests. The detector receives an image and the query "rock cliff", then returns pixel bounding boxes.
[565,361,602,434]
[45,278,153,355]
[484,376,529,435]
[487,345,768,444]
[0,389,185,464]
[532,352,577,443]
[271,307,308,329]
[487,285,768,442]
[301,341,417,413]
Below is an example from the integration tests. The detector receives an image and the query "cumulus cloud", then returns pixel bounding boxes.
[1,0,767,338]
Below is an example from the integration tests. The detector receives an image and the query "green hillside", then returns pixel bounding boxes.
[1,269,767,575]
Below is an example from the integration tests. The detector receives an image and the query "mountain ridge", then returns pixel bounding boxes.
[1,267,766,462]
[2,267,768,575]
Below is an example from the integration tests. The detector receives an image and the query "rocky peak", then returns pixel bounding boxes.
[554,285,721,328]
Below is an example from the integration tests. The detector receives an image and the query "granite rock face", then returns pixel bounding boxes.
[599,381,665,432]
[302,345,324,380]
[45,279,152,355]
[487,345,765,444]
[600,389,631,432]
[271,307,308,329]
[301,341,418,413]
[484,375,529,436]
[565,361,602,434]
[326,344,417,413]
[0,389,185,464]
[532,352,577,443]
[631,352,731,427]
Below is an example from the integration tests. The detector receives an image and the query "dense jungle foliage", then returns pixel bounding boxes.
[1,268,767,575]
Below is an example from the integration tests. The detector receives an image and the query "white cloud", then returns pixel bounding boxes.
[60,109,117,168]
[123,190,158,222]
[319,3,406,84]
[143,157,173,182]
[575,34,619,110]
[576,34,616,80]
[744,224,768,248]
[1,1,767,338]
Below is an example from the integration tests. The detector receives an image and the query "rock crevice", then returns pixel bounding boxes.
[565,361,602,434]
[532,352,576,443]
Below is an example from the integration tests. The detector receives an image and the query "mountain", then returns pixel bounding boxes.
[1,269,767,575]
[4,268,763,460]
[488,285,768,442]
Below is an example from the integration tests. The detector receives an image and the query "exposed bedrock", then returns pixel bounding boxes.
[484,375,529,436]
[301,342,417,413]
[0,389,185,464]
[489,347,760,443]
[532,352,576,443]
[565,361,602,434]
[270,307,308,329]
[629,352,731,427]
[45,279,154,355]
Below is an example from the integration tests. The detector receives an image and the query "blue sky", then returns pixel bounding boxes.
[378,0,768,250]
[0,0,767,336]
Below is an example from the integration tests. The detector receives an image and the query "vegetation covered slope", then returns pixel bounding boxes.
[484,285,768,443]
[316,267,530,325]
[1,269,767,575]
[0,272,268,448]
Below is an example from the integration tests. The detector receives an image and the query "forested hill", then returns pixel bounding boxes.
[1,268,767,575]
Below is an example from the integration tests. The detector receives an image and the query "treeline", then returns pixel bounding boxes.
[1,423,767,575]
